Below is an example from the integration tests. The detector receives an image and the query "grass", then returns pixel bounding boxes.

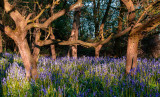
[0,52,160,97]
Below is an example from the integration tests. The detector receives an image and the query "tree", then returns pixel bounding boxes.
[69,7,81,58]
[0,20,2,53]
[0,30,2,53]
[94,0,112,58]
[121,0,160,74]
[1,0,83,79]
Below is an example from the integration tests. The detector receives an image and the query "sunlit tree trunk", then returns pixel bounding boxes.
[15,38,38,79]
[49,4,57,60]
[32,1,41,63]
[32,28,41,62]
[50,33,56,60]
[121,0,136,75]
[0,30,2,53]
[0,20,3,53]
[1,0,95,79]
[95,45,102,58]
[126,36,140,74]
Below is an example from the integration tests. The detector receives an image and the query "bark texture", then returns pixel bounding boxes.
[126,36,140,74]
[49,3,56,60]
[50,33,56,60]
[95,45,102,58]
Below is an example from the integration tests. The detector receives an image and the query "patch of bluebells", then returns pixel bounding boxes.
[0,53,160,96]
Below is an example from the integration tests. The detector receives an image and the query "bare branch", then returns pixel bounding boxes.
[114,27,131,38]
[35,26,131,48]
[25,0,83,30]
[130,13,160,35]
[4,26,17,40]
[4,0,13,13]
[45,27,52,40]
[26,13,34,21]
[99,0,112,40]
[135,1,160,25]
[27,4,51,23]
[121,0,135,25]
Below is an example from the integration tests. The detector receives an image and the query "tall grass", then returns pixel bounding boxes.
[0,52,160,97]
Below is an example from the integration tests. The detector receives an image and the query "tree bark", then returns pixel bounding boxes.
[50,34,56,60]
[95,45,102,58]
[49,5,56,60]
[0,30,2,53]
[152,34,160,58]
[32,27,41,62]
[14,45,18,52]
[126,36,140,74]
[16,39,38,79]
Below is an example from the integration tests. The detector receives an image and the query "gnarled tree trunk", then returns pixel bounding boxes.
[15,38,38,79]
[126,35,140,74]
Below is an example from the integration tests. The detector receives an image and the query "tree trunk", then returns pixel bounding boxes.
[152,34,160,58]
[32,46,40,63]
[126,36,140,74]
[50,31,56,60]
[51,45,56,59]
[70,8,81,58]
[94,0,112,58]
[14,45,18,52]
[71,45,77,58]
[95,45,102,58]
[67,47,71,57]
[16,39,38,79]
[49,4,57,60]
[0,31,2,53]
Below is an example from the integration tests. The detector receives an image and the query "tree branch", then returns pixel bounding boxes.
[130,13,160,35]
[99,0,112,40]
[25,0,83,30]
[36,26,131,48]
[27,4,51,23]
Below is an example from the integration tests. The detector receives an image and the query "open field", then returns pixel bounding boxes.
[0,53,160,97]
